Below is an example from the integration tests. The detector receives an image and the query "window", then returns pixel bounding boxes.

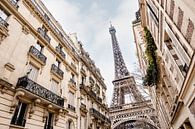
[177,7,183,30]
[81,76,86,85]
[185,19,194,43]
[11,102,28,127]
[69,91,75,106]
[35,42,43,52]
[27,64,39,81]
[71,73,75,81]
[169,0,175,20]
[57,44,62,50]
[55,59,61,68]
[44,113,53,129]
[67,120,74,129]
[42,25,48,33]
[0,8,9,20]
[51,79,59,94]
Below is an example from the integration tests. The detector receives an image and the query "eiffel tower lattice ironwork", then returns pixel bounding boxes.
[109,24,159,129]
[109,24,144,106]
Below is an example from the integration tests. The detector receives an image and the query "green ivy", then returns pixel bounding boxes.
[143,27,159,86]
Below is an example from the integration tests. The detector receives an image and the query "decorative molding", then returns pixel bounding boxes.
[4,63,15,72]
[22,25,30,35]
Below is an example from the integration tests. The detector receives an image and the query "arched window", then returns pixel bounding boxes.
[67,119,74,129]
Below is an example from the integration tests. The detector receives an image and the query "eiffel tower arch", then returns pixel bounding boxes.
[109,24,160,129]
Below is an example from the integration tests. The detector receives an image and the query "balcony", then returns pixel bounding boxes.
[90,108,110,124]
[79,84,103,104]
[9,0,19,9]
[16,76,64,107]
[28,46,47,65]
[37,28,51,43]
[80,103,88,113]
[56,46,66,59]
[0,17,9,28]
[67,104,75,112]
[51,64,64,79]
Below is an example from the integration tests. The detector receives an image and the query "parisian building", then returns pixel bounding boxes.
[133,0,195,129]
[0,0,110,129]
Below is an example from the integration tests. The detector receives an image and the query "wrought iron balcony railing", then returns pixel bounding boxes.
[90,108,110,124]
[68,104,75,112]
[16,76,64,107]
[29,46,47,65]
[51,64,64,78]
[37,28,51,43]
[55,46,66,59]
[69,78,76,86]
[0,17,9,28]
[9,0,19,9]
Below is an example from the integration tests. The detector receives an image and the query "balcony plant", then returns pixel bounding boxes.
[143,27,159,86]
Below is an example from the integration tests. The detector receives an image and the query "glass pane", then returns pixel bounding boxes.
[51,80,58,94]
[27,64,39,81]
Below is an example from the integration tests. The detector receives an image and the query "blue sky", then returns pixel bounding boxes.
[42,0,139,105]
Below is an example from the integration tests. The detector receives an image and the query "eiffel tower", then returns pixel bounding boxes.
[109,24,159,129]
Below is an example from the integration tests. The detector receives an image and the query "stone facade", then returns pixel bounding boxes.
[135,0,195,129]
[0,0,110,129]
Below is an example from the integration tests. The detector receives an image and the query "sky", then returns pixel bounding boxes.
[42,0,139,105]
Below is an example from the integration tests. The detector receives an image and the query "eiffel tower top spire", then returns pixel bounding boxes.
[109,24,129,80]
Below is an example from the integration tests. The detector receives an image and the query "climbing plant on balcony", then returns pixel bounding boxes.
[143,27,159,86]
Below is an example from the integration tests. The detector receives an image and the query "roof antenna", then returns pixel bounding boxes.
[110,21,112,27]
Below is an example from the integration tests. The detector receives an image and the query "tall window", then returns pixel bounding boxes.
[81,76,86,85]
[185,19,194,43]
[42,25,48,33]
[35,42,43,52]
[51,79,59,94]
[27,64,39,81]
[169,0,175,20]
[50,79,59,94]
[11,102,28,127]
[67,120,74,129]
[177,7,183,30]
[69,91,75,106]
[55,59,61,68]
[44,113,53,129]
[0,8,9,20]
[71,73,75,81]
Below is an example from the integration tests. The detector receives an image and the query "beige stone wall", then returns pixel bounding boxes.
[137,0,195,128]
[0,0,110,129]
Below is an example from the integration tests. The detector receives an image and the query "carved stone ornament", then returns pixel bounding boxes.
[22,25,30,35]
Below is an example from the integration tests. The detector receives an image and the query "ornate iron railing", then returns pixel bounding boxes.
[16,76,64,107]
[29,46,47,64]
[37,28,51,43]
[51,64,64,78]
[56,46,66,59]
[90,108,110,124]
[68,104,75,112]
[0,17,9,28]
[9,0,19,9]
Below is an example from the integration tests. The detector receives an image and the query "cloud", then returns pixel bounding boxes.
[42,0,139,105]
